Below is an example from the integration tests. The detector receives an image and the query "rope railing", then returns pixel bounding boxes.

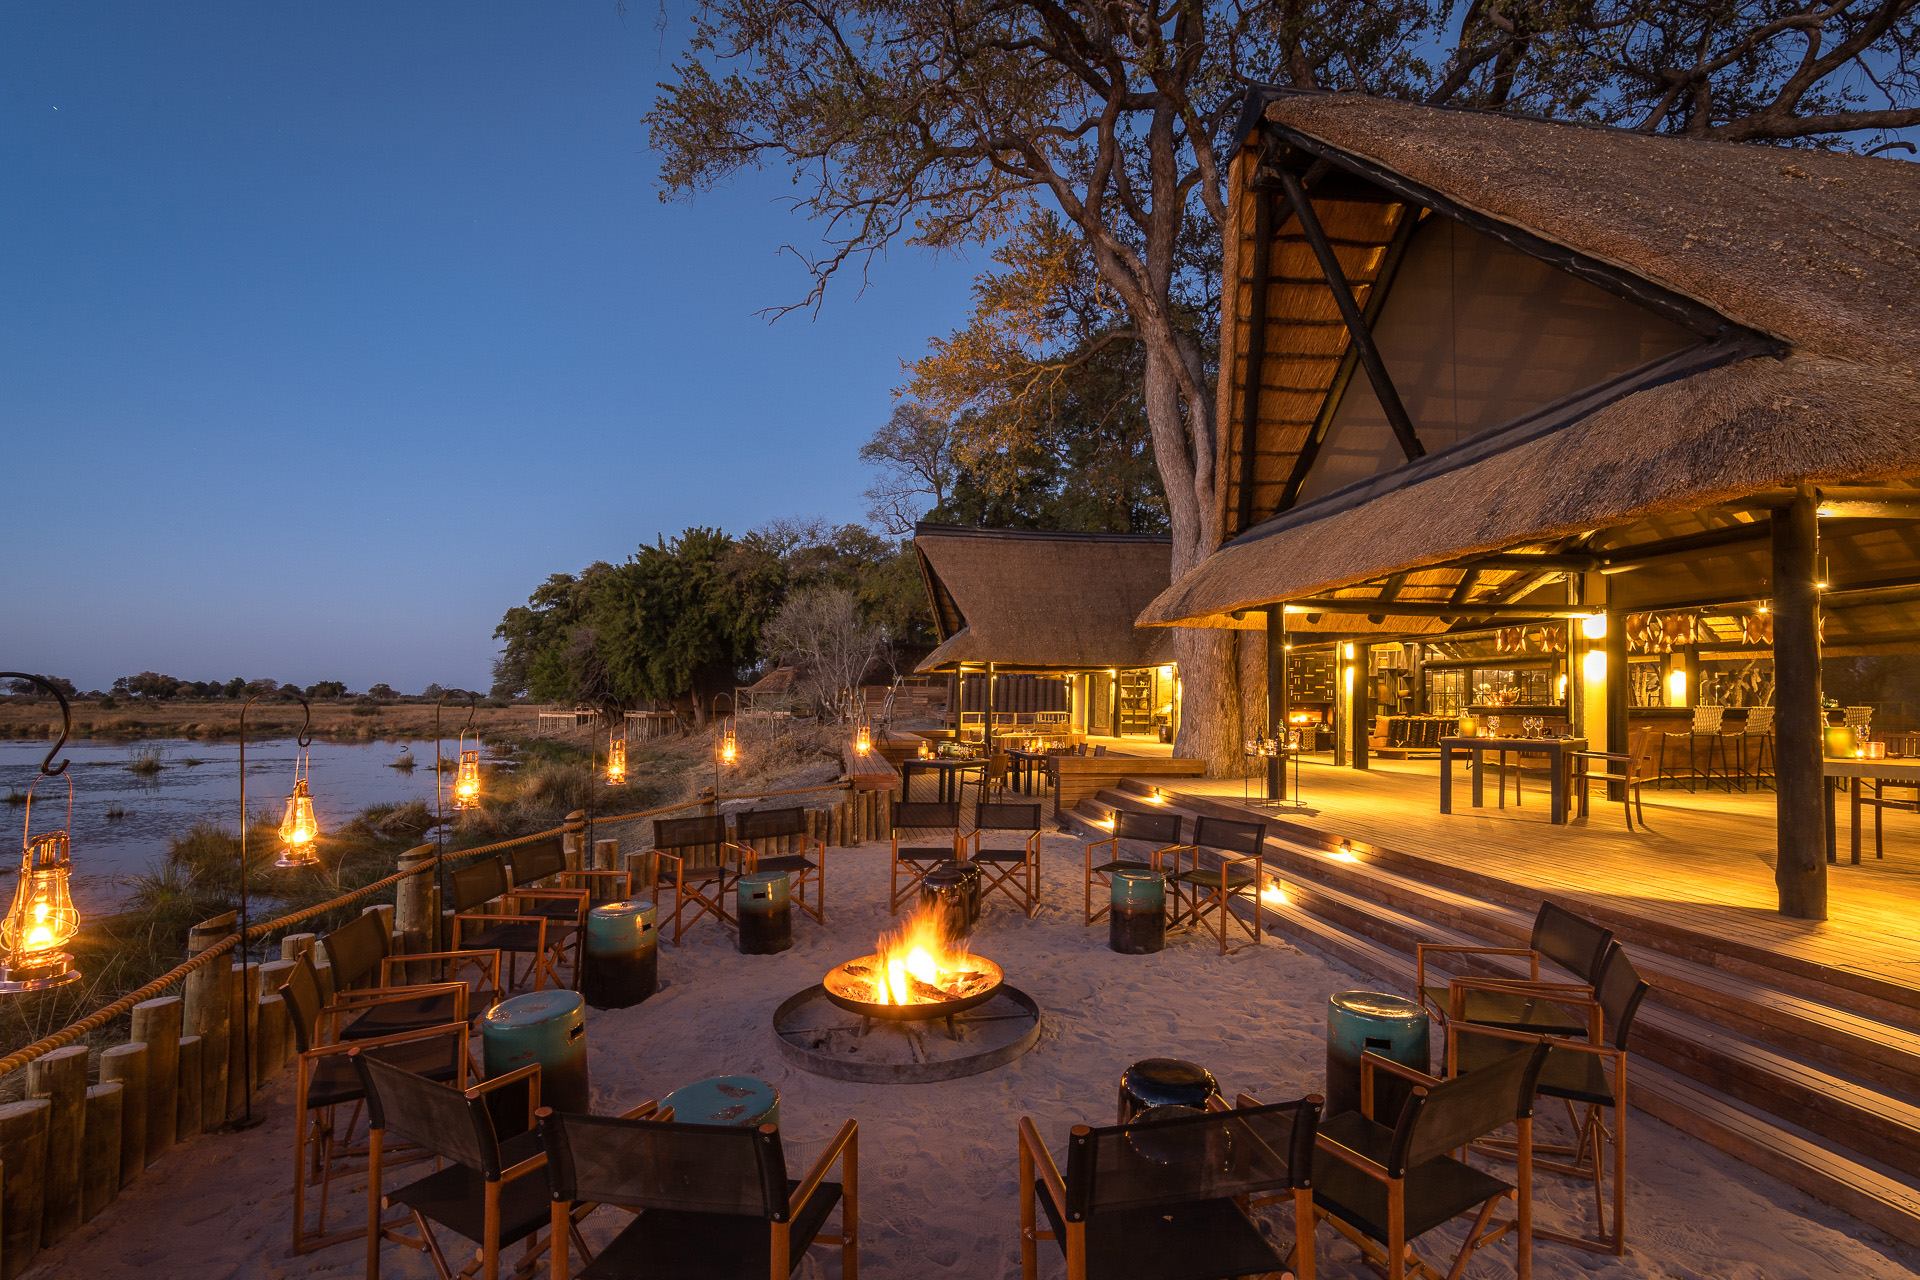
[590,780,855,828]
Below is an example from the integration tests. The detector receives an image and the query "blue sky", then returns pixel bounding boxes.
[0,4,977,694]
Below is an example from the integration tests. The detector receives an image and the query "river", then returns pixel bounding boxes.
[0,737,493,915]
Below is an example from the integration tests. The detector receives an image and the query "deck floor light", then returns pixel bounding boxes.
[0,673,80,994]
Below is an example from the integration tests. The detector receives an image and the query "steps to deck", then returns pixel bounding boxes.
[1064,783,1920,1249]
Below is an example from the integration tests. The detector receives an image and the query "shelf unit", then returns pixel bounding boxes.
[1116,669,1155,736]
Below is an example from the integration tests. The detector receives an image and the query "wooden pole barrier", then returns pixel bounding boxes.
[1773,489,1827,919]
[256,993,290,1089]
[563,810,587,872]
[0,1098,51,1279]
[279,932,317,963]
[227,962,260,1120]
[392,845,435,981]
[25,1044,87,1245]
[98,1044,146,1189]
[183,913,233,1138]
[81,1082,123,1224]
[175,1035,203,1142]
[128,996,182,1166]
[593,838,618,873]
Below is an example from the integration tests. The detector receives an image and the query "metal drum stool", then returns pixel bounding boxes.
[581,900,658,1010]
[1325,990,1429,1121]
[737,871,793,955]
[482,988,588,1130]
[662,1074,780,1128]
[918,860,982,940]
[1109,868,1167,955]
[1117,1057,1221,1124]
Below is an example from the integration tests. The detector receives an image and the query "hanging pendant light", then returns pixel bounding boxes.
[275,778,320,868]
[606,735,628,786]
[0,673,81,994]
[453,738,482,810]
[720,720,738,766]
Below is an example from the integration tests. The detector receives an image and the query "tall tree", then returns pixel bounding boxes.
[650,0,1914,771]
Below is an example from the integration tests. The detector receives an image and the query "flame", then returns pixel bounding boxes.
[855,904,986,1006]
[607,738,628,785]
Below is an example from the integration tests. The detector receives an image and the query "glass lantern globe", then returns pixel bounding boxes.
[452,750,482,809]
[606,737,628,786]
[0,831,81,993]
[275,777,321,869]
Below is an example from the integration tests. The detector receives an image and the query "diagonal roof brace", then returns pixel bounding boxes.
[1277,166,1425,464]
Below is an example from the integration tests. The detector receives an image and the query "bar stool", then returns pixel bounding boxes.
[1659,706,1729,792]
[1735,705,1776,791]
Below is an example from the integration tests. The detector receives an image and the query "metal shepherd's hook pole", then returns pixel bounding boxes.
[232,689,308,1129]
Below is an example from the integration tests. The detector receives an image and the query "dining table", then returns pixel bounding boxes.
[1438,735,1587,825]
[910,756,985,804]
[1821,757,1920,864]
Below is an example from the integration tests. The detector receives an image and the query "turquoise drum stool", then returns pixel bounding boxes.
[737,871,793,955]
[1109,869,1167,955]
[582,900,657,1010]
[482,989,588,1131]
[662,1074,780,1128]
[1325,990,1429,1121]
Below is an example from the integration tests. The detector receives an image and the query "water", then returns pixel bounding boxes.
[0,737,469,915]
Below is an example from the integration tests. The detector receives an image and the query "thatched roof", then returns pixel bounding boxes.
[913,525,1177,671]
[1143,91,1920,629]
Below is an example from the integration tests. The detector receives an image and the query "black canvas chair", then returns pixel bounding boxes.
[963,801,1044,918]
[890,799,963,913]
[728,806,828,924]
[321,910,502,1041]
[510,836,633,922]
[1082,809,1184,926]
[652,814,743,944]
[1311,1039,1551,1280]
[538,1108,858,1280]
[1017,1094,1320,1280]
[1416,901,1615,1038]
[280,955,471,1255]
[1448,944,1649,1256]
[452,856,583,992]
[354,1049,553,1280]
[1166,816,1267,955]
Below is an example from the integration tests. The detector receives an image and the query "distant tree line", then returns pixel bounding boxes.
[490,521,934,721]
[3,675,461,704]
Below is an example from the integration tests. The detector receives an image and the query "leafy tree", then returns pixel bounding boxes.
[305,681,349,700]
[367,683,398,702]
[6,676,77,699]
[223,677,247,699]
[491,566,615,701]
[649,0,1916,770]
[118,672,182,700]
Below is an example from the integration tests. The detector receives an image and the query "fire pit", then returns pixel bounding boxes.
[773,903,1041,1083]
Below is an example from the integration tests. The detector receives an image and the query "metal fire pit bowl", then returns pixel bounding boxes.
[821,952,1005,1021]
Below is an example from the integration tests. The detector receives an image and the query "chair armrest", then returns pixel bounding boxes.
[1314,1133,1390,1181]
[1449,978,1601,1040]
[1415,942,1541,990]
[789,1118,857,1218]
[333,980,468,1006]
[1017,1117,1069,1222]
[306,1020,470,1060]
[513,888,588,902]
[1084,836,1119,860]
[1360,1049,1438,1120]
[379,949,502,986]
[469,1062,542,1132]
[459,913,550,926]
[618,1099,662,1121]
[723,841,759,870]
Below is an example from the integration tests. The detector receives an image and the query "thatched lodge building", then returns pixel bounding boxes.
[913,524,1180,742]
[1138,88,1920,920]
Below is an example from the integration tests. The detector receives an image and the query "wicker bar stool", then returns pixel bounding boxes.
[1734,705,1776,791]
[1658,706,1730,792]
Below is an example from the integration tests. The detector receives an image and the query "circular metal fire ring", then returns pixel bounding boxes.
[821,952,1006,1021]
[772,983,1042,1084]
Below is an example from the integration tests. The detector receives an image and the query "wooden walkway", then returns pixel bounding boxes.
[1168,755,1920,1000]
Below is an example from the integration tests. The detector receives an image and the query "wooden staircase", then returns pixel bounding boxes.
[1060,780,1920,1248]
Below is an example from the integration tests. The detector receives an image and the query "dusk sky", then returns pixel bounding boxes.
[0,4,977,694]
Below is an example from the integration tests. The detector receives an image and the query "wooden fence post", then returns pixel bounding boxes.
[563,811,587,872]
[129,996,182,1166]
[182,913,232,1137]
[227,962,260,1119]
[392,845,435,980]
[98,1044,146,1188]
[594,838,618,873]
[25,1044,87,1245]
[279,932,317,963]
[0,1098,51,1278]
[81,1082,123,1224]
[175,1035,203,1141]
[256,957,296,1082]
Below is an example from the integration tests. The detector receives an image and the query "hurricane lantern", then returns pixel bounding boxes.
[0,829,81,993]
[918,740,932,760]
[453,746,482,810]
[275,777,321,870]
[856,725,872,754]
[720,722,738,766]
[606,736,628,786]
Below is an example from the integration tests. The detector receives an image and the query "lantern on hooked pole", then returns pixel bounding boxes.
[0,674,80,994]
[275,703,321,869]
[605,732,628,787]
[433,689,479,906]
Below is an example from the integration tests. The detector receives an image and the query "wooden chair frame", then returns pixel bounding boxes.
[1081,812,1184,926]
[653,830,746,945]
[452,856,586,992]
[363,1059,546,1280]
[961,818,1042,919]
[889,801,963,915]
[1165,844,1265,954]
[1447,993,1631,1255]
[1414,902,1611,1029]
[726,807,829,925]
[1314,1052,1535,1280]
[544,1113,857,1280]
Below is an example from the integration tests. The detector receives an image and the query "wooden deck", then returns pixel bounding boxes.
[1168,755,1920,1001]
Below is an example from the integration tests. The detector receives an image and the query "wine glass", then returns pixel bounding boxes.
[1487,715,1502,737]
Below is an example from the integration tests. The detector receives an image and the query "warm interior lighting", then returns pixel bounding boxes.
[1581,614,1608,639]
[275,778,320,869]
[856,726,872,754]
[1583,650,1607,682]
[1,832,81,991]
[1147,788,1167,804]
[1342,643,1355,660]
[452,749,482,809]
[1667,669,1687,705]
[606,736,628,786]
[918,740,932,759]
[1556,674,1568,700]
[1759,603,1771,614]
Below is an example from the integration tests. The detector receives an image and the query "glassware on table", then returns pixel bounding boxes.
[1487,715,1502,737]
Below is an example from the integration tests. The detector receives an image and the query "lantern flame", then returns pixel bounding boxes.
[3,832,80,971]
[606,737,628,786]
[836,903,992,1007]
[452,750,482,809]
[275,776,321,868]
[855,726,872,754]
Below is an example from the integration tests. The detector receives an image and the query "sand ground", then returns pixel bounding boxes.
[33,835,1920,1279]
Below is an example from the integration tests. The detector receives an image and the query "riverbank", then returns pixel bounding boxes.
[0,698,548,741]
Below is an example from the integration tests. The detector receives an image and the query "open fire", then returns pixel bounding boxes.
[822,902,1003,1019]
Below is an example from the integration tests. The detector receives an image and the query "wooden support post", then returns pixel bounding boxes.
[227,962,260,1119]
[182,913,233,1138]
[563,811,587,872]
[129,996,182,1166]
[25,1044,88,1245]
[1605,596,1630,800]
[392,845,436,978]
[1773,490,1827,919]
[98,1044,146,1188]
[175,1035,203,1142]
[81,1082,122,1224]
[256,993,290,1088]
[0,1099,51,1278]
[279,932,317,963]
[360,903,394,936]
[594,838,618,873]
[1266,606,1287,801]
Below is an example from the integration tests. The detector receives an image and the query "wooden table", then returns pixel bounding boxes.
[1821,758,1920,864]
[1004,749,1059,796]
[1439,736,1588,825]
[908,757,984,804]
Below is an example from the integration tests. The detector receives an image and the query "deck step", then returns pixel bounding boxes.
[1071,792,1920,1248]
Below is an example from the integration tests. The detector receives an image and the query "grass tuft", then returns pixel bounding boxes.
[126,744,165,775]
